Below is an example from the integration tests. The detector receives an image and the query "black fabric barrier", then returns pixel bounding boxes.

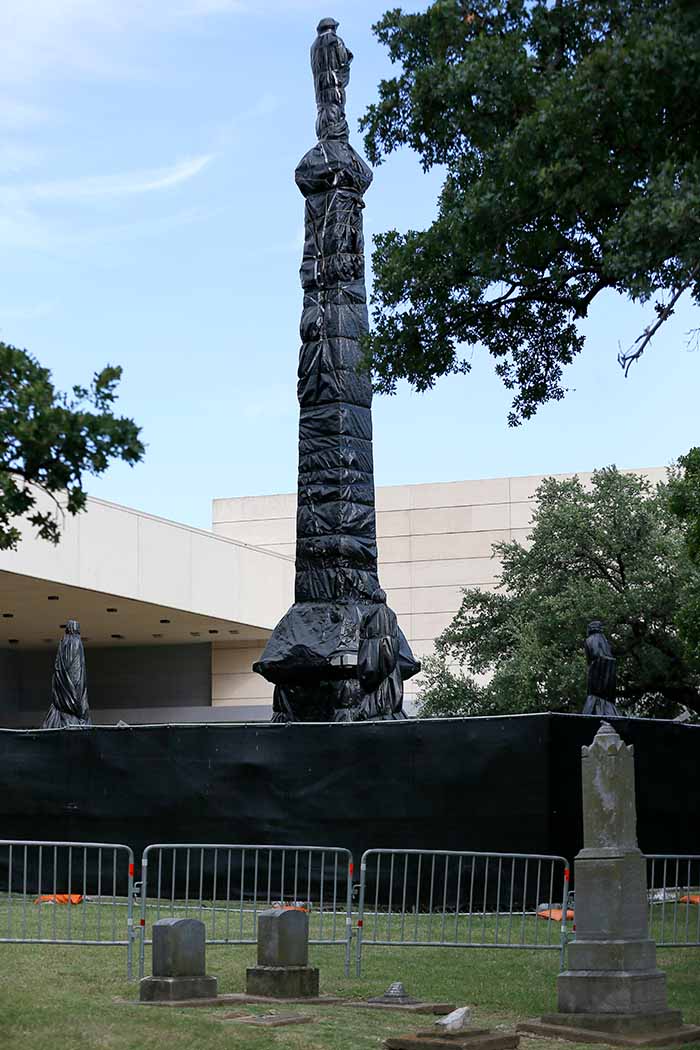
[0,714,697,892]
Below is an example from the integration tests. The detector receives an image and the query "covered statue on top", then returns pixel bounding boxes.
[42,620,92,729]
[582,620,619,717]
[254,19,420,721]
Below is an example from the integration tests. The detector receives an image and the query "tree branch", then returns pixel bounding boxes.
[13,469,67,526]
[618,267,699,377]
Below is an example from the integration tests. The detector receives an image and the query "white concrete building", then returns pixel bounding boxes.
[0,468,666,726]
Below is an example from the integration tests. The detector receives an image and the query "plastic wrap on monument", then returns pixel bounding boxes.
[42,620,92,729]
[254,19,420,721]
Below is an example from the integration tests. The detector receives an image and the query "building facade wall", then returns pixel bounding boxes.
[212,468,668,714]
[0,492,294,632]
[0,643,213,728]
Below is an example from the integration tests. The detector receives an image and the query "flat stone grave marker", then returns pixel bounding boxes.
[219,1011,314,1027]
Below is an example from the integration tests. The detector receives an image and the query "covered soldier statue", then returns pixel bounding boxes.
[42,620,92,729]
[356,589,405,720]
[582,620,619,717]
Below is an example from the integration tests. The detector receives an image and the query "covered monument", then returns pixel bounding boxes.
[254,19,420,721]
[42,620,92,729]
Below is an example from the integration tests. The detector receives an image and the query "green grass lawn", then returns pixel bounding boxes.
[1,935,699,1050]
[2,894,696,963]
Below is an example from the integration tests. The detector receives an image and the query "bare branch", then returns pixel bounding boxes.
[618,266,699,376]
[686,327,700,354]
[13,469,67,529]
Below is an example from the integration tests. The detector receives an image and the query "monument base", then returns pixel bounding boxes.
[245,965,319,998]
[139,975,218,1002]
[519,1011,700,1047]
[558,968,670,1014]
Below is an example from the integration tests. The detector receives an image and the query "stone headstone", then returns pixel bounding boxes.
[559,724,671,1015]
[257,908,309,967]
[245,908,319,999]
[153,917,205,976]
[139,918,218,1002]
[519,723,700,1046]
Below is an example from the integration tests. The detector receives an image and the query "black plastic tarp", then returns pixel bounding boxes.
[0,715,697,873]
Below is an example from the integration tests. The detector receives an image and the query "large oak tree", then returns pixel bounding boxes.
[362,0,700,423]
[417,468,700,719]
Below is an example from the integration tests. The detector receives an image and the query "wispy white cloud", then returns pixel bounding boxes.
[0,0,318,86]
[19,155,213,203]
[0,1,143,86]
[0,0,308,256]
[0,155,214,253]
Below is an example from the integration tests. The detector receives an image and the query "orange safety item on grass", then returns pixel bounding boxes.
[537,908,574,922]
[680,895,700,905]
[34,894,84,905]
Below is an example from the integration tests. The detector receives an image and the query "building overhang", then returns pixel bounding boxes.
[0,493,294,652]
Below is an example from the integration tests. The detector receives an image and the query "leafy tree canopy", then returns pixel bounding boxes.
[668,447,700,563]
[361,0,700,423]
[0,341,144,551]
[417,467,700,720]
[668,447,700,660]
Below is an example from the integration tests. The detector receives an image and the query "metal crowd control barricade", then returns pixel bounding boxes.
[0,839,136,978]
[646,854,700,947]
[356,848,571,975]
[138,843,355,978]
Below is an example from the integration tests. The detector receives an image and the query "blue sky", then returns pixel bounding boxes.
[1,0,698,531]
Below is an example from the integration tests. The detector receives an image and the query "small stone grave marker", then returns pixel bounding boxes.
[246,908,320,998]
[139,918,218,1002]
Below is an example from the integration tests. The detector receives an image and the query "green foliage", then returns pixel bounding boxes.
[668,447,700,563]
[361,0,700,423]
[668,447,700,659]
[0,341,144,551]
[417,467,700,719]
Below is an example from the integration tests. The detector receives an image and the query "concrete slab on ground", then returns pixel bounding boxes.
[518,1019,700,1047]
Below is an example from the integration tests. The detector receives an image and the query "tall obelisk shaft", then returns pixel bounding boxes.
[254,19,419,722]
